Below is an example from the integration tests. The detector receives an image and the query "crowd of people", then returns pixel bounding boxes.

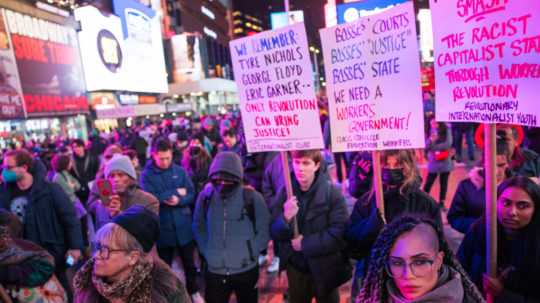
[0,110,540,303]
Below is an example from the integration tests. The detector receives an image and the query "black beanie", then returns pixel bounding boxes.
[112,205,159,253]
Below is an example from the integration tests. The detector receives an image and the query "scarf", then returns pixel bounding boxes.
[73,257,153,303]
[386,265,465,303]
[0,227,52,266]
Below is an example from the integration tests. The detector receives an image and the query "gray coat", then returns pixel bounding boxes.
[193,184,270,275]
[426,124,454,173]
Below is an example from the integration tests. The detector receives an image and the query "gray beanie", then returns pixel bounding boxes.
[209,152,243,181]
[105,155,137,180]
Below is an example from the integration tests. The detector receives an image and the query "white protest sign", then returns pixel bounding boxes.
[229,22,324,153]
[320,1,424,152]
[431,0,540,127]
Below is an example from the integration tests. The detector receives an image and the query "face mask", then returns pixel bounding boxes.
[2,169,18,183]
[213,180,239,196]
[382,168,404,187]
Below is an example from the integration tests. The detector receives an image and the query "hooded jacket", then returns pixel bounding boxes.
[193,152,270,275]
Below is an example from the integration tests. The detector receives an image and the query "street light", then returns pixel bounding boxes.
[309,46,321,92]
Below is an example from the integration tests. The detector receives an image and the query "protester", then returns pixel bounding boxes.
[87,144,124,210]
[217,128,243,154]
[73,205,190,303]
[346,149,441,299]
[424,119,454,209]
[181,143,212,197]
[357,215,485,303]
[0,209,68,302]
[52,153,81,204]
[0,149,83,298]
[69,139,100,204]
[476,124,540,177]
[448,140,511,234]
[270,149,351,303]
[140,138,203,302]
[348,151,373,199]
[193,152,270,303]
[453,122,477,164]
[458,176,540,302]
[92,154,159,230]
[123,149,142,180]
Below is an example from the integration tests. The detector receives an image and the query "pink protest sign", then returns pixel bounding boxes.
[320,1,424,152]
[229,22,324,153]
[431,0,540,126]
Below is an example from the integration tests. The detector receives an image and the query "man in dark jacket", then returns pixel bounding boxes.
[140,138,202,303]
[70,139,99,205]
[0,149,83,298]
[193,152,270,303]
[270,149,350,303]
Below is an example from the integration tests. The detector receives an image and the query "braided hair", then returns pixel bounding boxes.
[357,215,485,303]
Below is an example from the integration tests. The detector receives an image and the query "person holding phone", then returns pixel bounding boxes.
[141,138,203,303]
[93,155,159,230]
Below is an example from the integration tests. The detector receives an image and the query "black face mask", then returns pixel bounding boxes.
[382,168,405,187]
[212,180,239,196]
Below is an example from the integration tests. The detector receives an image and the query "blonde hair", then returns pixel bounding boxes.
[95,223,144,254]
[381,149,420,193]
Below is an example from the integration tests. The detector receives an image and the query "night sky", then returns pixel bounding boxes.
[232,0,328,48]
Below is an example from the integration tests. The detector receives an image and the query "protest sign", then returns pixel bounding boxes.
[431,0,540,127]
[320,1,424,152]
[229,22,324,153]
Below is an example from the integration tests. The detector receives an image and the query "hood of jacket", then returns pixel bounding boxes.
[208,152,243,181]
[468,167,484,190]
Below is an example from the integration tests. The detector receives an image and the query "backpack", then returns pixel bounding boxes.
[200,185,257,235]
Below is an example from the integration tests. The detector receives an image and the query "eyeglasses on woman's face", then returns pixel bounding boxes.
[386,255,436,278]
[93,242,129,260]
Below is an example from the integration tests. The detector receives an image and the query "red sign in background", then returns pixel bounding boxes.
[4,8,88,118]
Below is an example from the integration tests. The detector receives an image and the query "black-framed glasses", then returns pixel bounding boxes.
[93,242,129,260]
[385,256,436,278]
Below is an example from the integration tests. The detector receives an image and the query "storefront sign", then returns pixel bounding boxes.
[75,1,168,93]
[320,1,424,151]
[2,8,88,117]
[0,10,25,119]
[138,95,157,104]
[431,0,540,127]
[166,102,192,113]
[96,106,135,119]
[133,104,165,116]
[230,22,324,153]
[90,92,117,109]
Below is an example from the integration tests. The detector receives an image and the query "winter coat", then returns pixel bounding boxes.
[447,168,485,234]
[243,152,277,193]
[141,161,195,247]
[91,184,159,230]
[70,152,100,204]
[193,183,270,275]
[458,222,540,303]
[0,172,83,267]
[512,148,540,178]
[426,125,454,173]
[270,171,352,297]
[345,186,442,261]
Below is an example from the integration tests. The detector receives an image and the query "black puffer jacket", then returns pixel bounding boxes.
[345,185,442,260]
[270,171,351,297]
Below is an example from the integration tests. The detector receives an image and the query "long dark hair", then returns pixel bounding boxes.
[435,122,448,143]
[357,215,484,303]
[496,176,540,270]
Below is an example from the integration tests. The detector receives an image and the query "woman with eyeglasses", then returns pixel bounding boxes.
[357,215,485,303]
[458,176,540,302]
[345,150,442,299]
[74,205,190,303]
